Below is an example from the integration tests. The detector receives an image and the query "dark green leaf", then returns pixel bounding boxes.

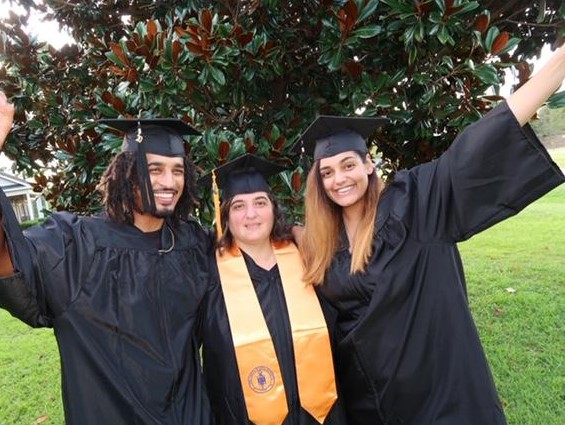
[105,51,126,67]
[328,49,344,71]
[437,25,450,44]
[208,65,226,85]
[497,37,521,55]
[27,119,43,129]
[441,55,454,69]
[352,25,383,39]
[451,2,480,17]
[547,91,565,109]
[357,1,379,23]
[408,47,417,65]
[484,26,500,52]
[415,21,425,43]
[473,64,500,85]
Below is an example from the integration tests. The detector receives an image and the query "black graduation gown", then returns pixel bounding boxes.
[316,102,565,425]
[201,251,347,425]
[0,199,212,425]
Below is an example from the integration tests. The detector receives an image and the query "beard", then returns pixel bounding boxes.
[153,206,176,218]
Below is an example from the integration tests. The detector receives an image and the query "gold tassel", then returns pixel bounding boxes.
[212,170,223,240]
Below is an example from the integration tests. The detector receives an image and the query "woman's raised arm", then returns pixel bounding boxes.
[506,45,565,126]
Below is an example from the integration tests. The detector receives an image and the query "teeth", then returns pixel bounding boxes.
[154,192,174,199]
[336,187,352,194]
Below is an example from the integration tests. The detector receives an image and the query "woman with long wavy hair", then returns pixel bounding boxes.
[296,45,565,425]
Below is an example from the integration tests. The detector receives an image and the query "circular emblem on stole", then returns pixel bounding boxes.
[248,366,275,393]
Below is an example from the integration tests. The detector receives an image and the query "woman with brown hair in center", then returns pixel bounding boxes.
[198,154,346,425]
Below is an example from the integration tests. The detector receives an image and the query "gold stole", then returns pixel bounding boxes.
[216,242,337,425]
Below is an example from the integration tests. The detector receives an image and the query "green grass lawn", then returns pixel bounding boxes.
[459,182,565,425]
[0,312,62,424]
[0,159,564,424]
[549,146,565,169]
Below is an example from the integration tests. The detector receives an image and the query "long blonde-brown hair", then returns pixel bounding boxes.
[300,152,383,285]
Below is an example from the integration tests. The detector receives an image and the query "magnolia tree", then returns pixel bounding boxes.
[0,0,563,222]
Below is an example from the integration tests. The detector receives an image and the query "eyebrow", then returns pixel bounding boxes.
[146,161,184,168]
[319,155,357,170]
[231,194,270,204]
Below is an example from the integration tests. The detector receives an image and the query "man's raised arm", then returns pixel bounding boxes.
[0,91,16,275]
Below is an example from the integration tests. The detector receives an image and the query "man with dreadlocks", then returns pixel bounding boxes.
[0,91,211,425]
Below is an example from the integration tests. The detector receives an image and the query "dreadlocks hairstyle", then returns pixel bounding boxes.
[97,151,199,225]
[216,191,293,253]
[300,151,384,285]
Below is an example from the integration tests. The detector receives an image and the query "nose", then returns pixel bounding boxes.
[244,205,258,218]
[334,169,347,185]
[159,169,175,187]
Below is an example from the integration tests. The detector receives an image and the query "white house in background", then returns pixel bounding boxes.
[0,171,47,223]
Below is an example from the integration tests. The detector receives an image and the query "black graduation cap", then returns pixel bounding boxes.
[199,153,287,237]
[99,118,200,156]
[99,118,201,214]
[200,153,287,199]
[295,115,388,161]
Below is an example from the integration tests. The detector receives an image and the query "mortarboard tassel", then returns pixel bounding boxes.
[212,169,223,240]
[135,123,157,214]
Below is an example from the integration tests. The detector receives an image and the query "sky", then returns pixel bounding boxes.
[0,0,74,48]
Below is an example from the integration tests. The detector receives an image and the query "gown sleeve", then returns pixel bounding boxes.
[0,189,89,327]
[394,101,565,242]
[194,230,218,346]
[0,272,44,327]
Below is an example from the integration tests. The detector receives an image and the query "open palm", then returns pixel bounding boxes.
[0,92,15,150]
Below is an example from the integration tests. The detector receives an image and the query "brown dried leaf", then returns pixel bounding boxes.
[344,60,362,78]
[186,24,200,37]
[218,141,231,160]
[273,136,286,151]
[238,32,253,47]
[343,0,358,33]
[125,40,136,52]
[34,415,49,424]
[201,10,213,34]
[174,26,189,37]
[101,91,113,103]
[109,43,129,66]
[172,40,182,63]
[186,41,203,55]
[491,31,509,55]
[292,171,301,192]
[474,14,489,34]
[126,68,139,84]
[147,20,158,38]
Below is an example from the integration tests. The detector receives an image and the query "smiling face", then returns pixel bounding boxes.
[318,150,374,213]
[133,153,185,229]
[146,153,185,217]
[227,191,274,248]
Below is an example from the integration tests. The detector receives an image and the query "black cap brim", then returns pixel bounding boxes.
[99,118,200,156]
[99,118,200,136]
[294,115,389,160]
[199,153,288,199]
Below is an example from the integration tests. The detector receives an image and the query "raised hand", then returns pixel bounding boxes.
[0,91,15,151]
[507,44,565,126]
